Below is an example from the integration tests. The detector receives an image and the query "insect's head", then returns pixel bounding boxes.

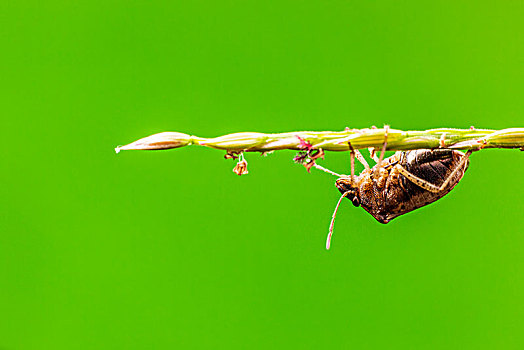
[335,177,360,207]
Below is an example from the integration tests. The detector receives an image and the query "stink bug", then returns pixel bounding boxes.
[310,126,472,249]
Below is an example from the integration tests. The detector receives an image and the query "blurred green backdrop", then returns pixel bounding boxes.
[1,1,523,349]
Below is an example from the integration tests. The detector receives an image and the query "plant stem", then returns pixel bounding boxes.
[116,127,524,154]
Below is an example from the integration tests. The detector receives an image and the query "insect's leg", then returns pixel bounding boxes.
[297,148,343,177]
[349,143,355,185]
[394,164,440,192]
[373,125,389,177]
[368,147,380,163]
[314,141,372,181]
[395,150,472,193]
[351,146,370,172]
[434,150,472,191]
[347,142,363,185]
[368,125,380,162]
[310,163,344,177]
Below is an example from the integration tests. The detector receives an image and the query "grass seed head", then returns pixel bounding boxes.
[115,132,192,153]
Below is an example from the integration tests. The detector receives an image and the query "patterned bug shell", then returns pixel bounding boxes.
[336,149,469,223]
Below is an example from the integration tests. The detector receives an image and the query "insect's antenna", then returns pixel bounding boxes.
[326,191,350,250]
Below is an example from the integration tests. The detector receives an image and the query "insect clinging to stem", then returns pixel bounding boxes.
[308,126,472,249]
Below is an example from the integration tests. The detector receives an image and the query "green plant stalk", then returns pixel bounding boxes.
[116,127,524,154]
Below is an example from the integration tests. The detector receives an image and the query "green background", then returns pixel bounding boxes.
[2,1,523,349]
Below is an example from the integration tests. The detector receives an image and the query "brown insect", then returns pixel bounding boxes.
[311,127,472,249]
